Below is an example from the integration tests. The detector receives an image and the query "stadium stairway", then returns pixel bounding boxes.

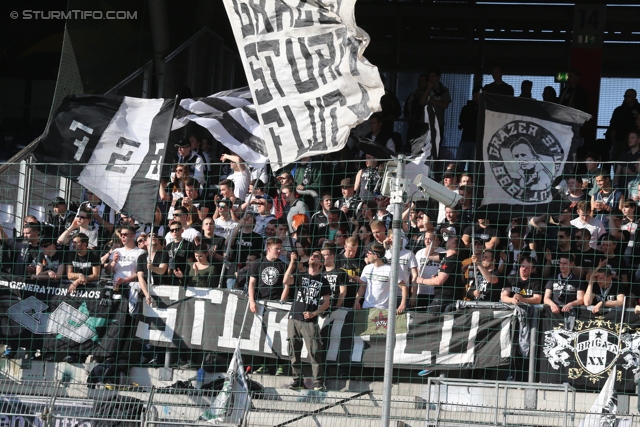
[1,351,639,426]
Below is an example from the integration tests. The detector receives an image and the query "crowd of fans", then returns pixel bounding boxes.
[1,74,639,390]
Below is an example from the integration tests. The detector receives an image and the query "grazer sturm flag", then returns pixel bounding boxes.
[34,95,175,225]
[476,94,591,219]
[223,0,385,170]
[172,87,269,169]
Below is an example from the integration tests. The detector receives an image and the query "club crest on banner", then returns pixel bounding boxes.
[543,316,640,384]
[486,120,564,203]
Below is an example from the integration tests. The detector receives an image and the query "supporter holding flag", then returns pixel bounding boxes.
[465,249,502,302]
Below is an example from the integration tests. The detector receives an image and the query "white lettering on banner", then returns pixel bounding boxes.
[69,120,94,161]
[264,310,289,356]
[393,313,432,364]
[151,285,181,301]
[495,310,514,358]
[218,293,262,352]
[323,309,347,362]
[144,142,165,181]
[137,305,177,343]
[191,300,206,346]
[436,311,480,365]
[6,296,97,342]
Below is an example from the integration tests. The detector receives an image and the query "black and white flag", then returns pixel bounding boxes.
[34,95,175,225]
[223,0,385,169]
[476,94,590,219]
[579,367,632,427]
[172,87,268,168]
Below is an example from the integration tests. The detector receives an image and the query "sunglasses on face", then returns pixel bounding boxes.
[76,215,88,220]
[170,228,182,233]
[121,232,133,237]
[137,239,145,244]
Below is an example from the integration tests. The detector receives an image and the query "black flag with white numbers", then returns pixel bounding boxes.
[34,95,176,225]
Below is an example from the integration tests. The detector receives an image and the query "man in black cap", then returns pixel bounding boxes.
[49,197,75,239]
[334,177,361,220]
[175,139,206,185]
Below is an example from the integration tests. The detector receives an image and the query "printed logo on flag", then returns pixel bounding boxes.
[486,120,564,203]
[574,327,618,376]
[543,316,640,384]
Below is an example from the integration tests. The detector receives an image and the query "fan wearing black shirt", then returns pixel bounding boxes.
[543,254,585,313]
[584,260,627,313]
[248,238,290,313]
[284,250,331,391]
[542,227,574,279]
[228,214,264,269]
[65,233,101,294]
[462,218,501,250]
[465,250,502,302]
[336,237,364,299]
[32,237,65,281]
[595,235,630,284]
[320,242,350,308]
[501,256,542,305]
[165,221,195,285]
[572,228,597,279]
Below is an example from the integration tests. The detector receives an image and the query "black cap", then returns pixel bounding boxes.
[48,197,66,206]
[174,139,190,148]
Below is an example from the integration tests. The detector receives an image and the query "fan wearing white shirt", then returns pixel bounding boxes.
[165,206,201,244]
[105,225,146,290]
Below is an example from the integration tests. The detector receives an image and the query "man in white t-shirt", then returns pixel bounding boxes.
[414,231,445,306]
[383,230,418,291]
[214,198,238,239]
[354,243,407,313]
[165,206,201,244]
[570,201,605,249]
[106,225,146,286]
[221,153,251,200]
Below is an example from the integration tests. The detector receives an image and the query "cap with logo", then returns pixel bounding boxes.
[48,197,66,206]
